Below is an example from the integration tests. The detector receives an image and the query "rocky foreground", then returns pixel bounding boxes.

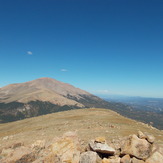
[0,131,163,163]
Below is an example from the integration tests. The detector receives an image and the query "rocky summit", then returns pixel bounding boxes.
[0,131,163,163]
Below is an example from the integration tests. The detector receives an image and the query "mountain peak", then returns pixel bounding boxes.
[27,77,60,84]
[0,77,91,104]
[35,77,57,81]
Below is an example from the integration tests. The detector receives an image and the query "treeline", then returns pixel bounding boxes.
[0,101,81,123]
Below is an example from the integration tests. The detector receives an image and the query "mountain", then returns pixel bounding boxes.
[1,78,162,130]
[0,77,110,122]
[0,77,89,106]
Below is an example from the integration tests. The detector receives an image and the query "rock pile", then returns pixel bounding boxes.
[0,131,163,163]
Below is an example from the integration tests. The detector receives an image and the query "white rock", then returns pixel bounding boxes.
[89,140,115,155]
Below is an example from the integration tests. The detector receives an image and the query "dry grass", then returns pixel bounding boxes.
[0,108,163,149]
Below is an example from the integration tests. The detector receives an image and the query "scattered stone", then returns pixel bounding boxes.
[132,157,145,163]
[121,134,151,160]
[89,140,115,155]
[79,151,101,163]
[109,124,115,128]
[120,154,131,163]
[2,135,14,141]
[11,142,23,149]
[31,140,45,150]
[2,136,9,141]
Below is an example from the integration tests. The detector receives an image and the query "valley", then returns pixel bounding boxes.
[103,96,163,130]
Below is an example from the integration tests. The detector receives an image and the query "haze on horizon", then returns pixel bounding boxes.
[0,0,163,98]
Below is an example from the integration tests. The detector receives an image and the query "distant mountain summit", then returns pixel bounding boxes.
[0,77,90,107]
[0,77,110,122]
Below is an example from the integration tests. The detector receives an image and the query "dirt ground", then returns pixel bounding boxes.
[0,108,163,149]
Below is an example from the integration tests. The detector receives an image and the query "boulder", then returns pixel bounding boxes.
[79,151,101,163]
[51,131,81,163]
[89,140,115,155]
[120,154,131,163]
[121,134,151,160]
[145,151,163,163]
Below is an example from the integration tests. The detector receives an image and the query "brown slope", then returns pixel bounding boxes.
[0,108,162,148]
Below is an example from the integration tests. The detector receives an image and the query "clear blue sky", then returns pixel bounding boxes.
[0,0,163,98]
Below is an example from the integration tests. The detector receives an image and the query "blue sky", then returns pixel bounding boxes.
[0,0,163,98]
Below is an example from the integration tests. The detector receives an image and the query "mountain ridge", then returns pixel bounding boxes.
[0,77,111,122]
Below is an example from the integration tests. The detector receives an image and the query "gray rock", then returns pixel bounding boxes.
[79,151,101,163]
[89,140,115,155]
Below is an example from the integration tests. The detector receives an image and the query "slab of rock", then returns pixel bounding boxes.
[145,151,163,163]
[132,157,145,163]
[51,131,81,163]
[79,151,101,163]
[120,154,131,163]
[121,134,151,160]
[89,140,115,155]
